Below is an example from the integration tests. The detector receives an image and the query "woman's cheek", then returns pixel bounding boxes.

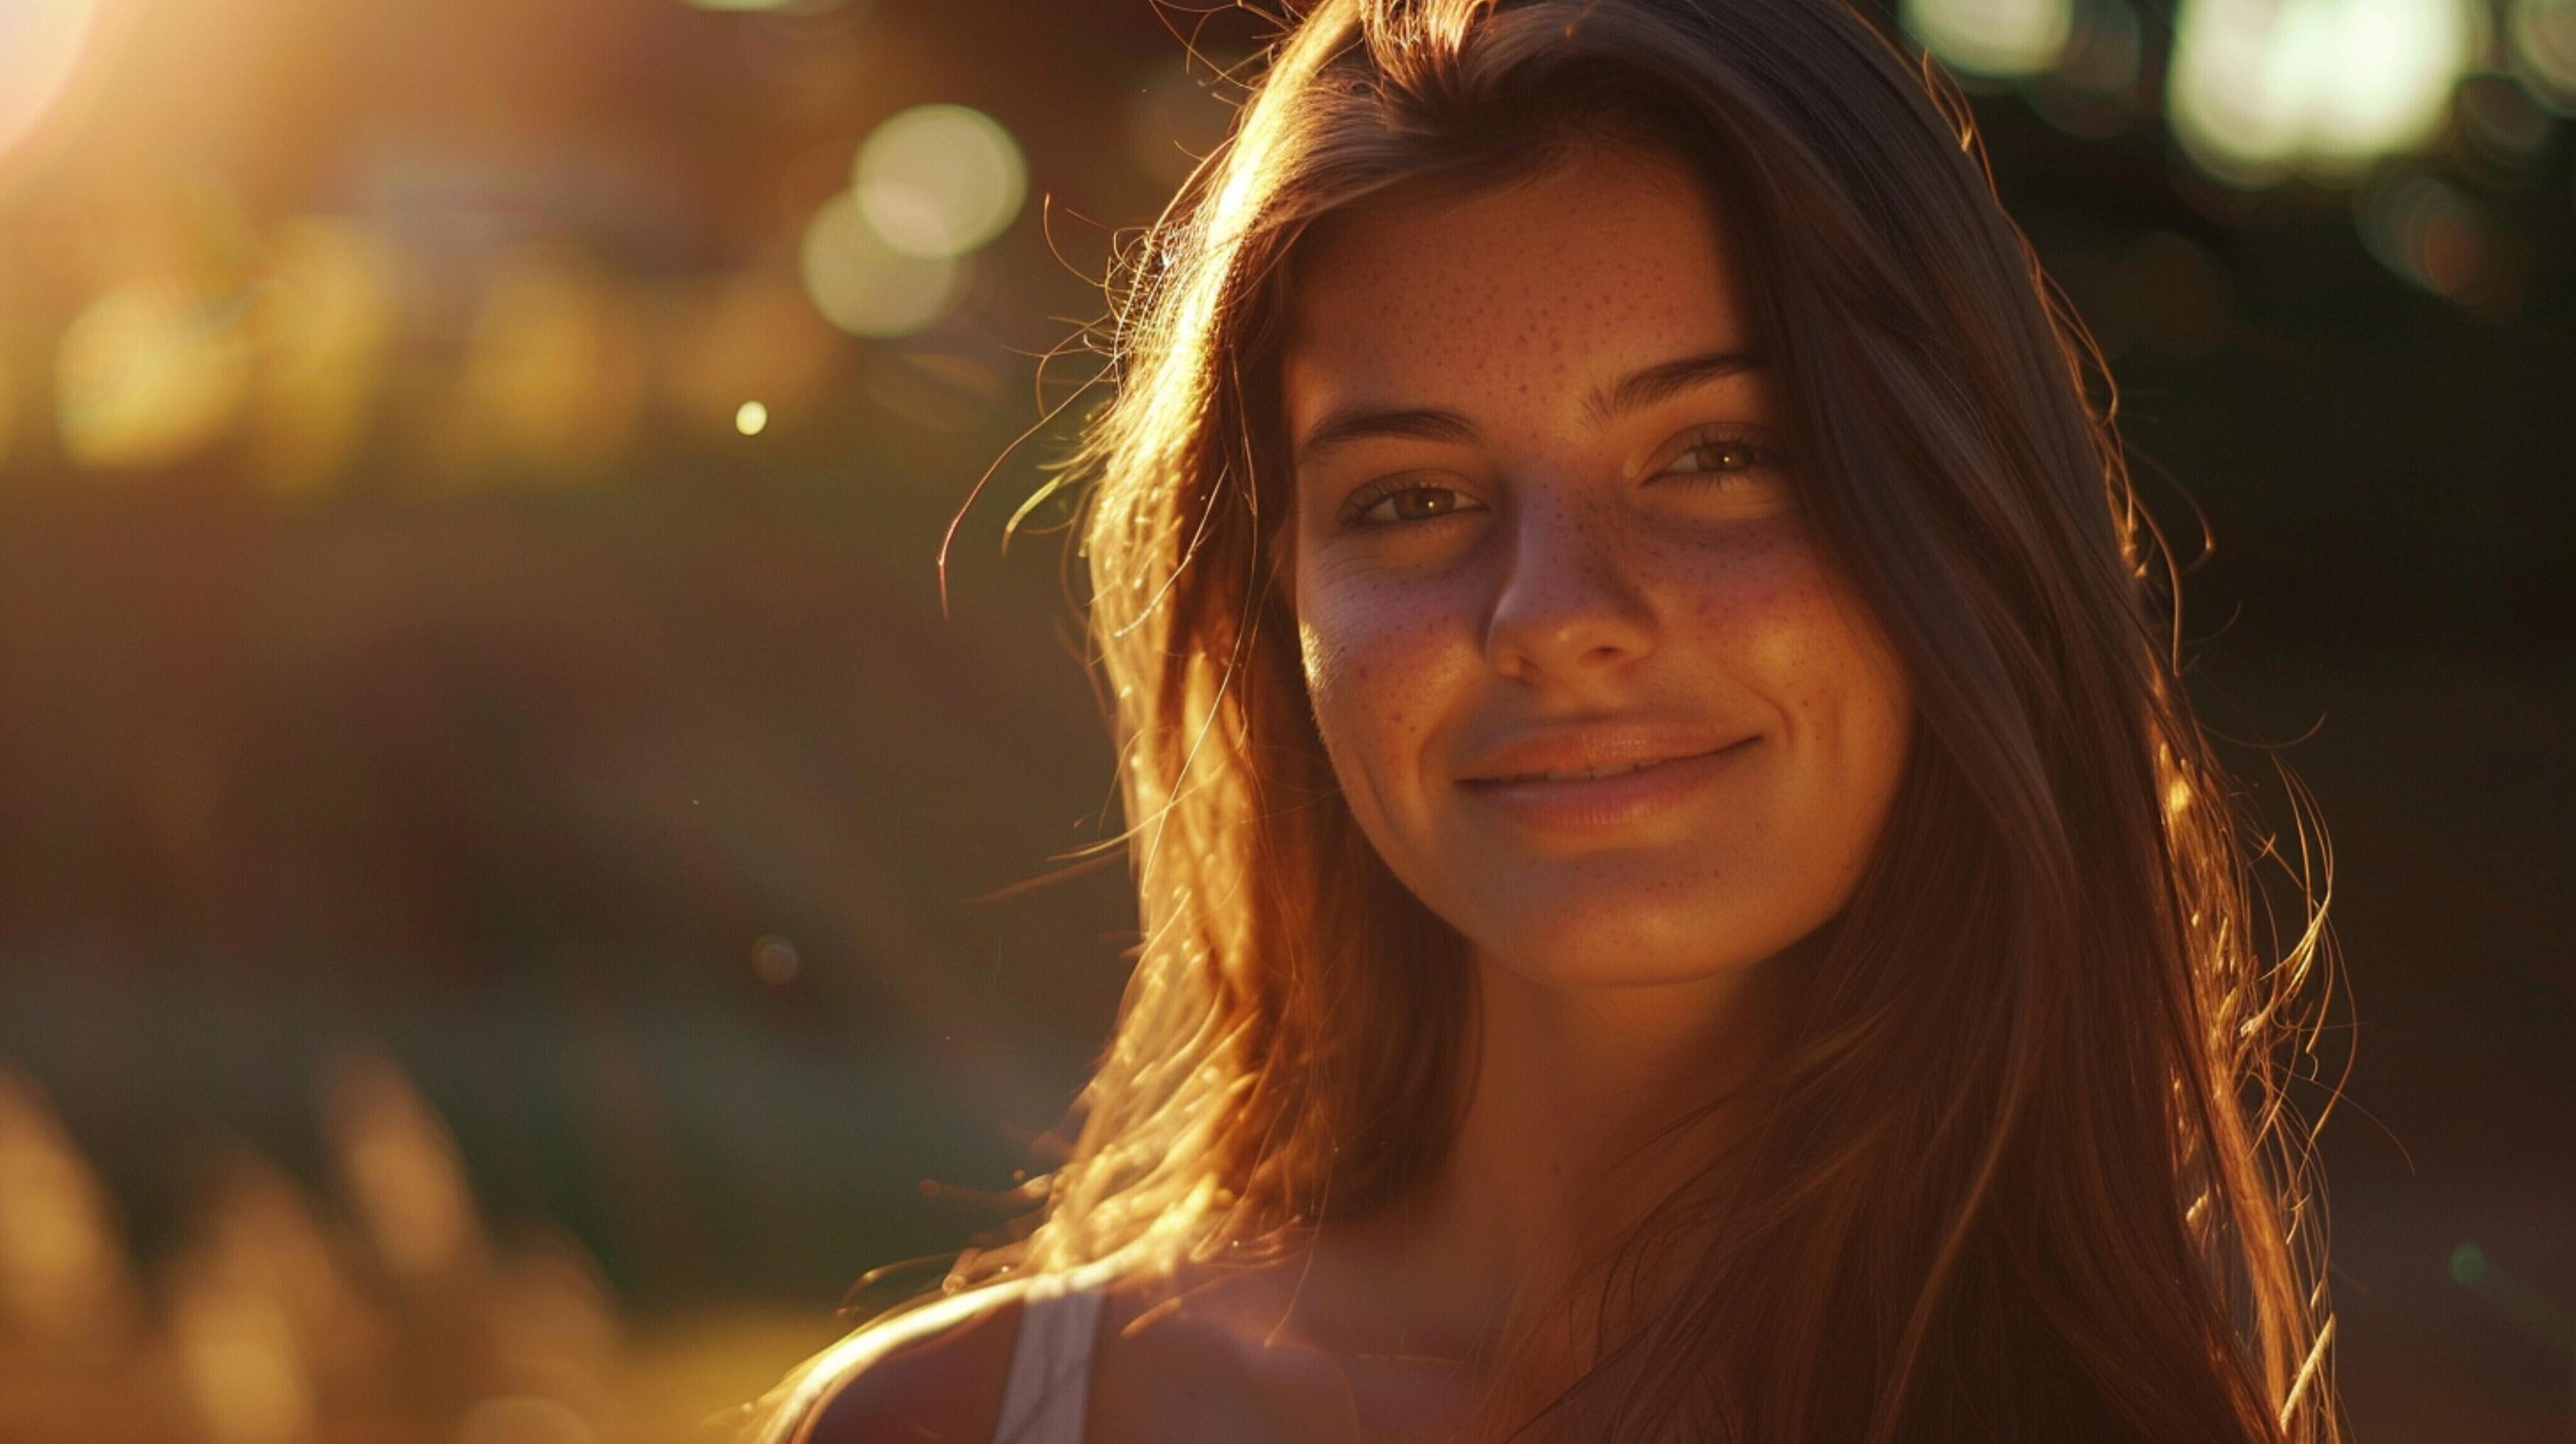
[1685,530,1915,843]
[1296,572,1457,805]
[1671,521,1842,663]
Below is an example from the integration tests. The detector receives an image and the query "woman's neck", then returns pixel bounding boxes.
[1308,951,1779,1370]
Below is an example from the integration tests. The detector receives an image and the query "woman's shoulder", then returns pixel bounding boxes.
[749,1280,1037,1444]
[743,1250,1301,1444]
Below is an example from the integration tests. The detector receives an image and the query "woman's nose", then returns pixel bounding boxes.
[1479,490,1657,686]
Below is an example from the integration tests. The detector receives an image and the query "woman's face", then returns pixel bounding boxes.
[1282,145,1915,991]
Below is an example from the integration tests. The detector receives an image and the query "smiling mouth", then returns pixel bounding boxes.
[1453,737,1758,833]
[1475,751,1724,785]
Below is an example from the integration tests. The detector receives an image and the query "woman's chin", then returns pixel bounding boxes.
[1465,914,1786,992]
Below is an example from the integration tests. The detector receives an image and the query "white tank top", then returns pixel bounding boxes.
[992,1275,1106,1444]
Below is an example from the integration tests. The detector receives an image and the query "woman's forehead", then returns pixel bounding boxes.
[1277,147,1755,426]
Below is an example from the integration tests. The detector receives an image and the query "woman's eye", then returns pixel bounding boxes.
[1658,434,1779,480]
[1345,481,1480,529]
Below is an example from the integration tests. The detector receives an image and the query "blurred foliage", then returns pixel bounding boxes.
[0,1062,841,1443]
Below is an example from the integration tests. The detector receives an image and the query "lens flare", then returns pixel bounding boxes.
[0,0,99,179]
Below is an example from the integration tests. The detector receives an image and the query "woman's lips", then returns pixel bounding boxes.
[1455,737,1760,833]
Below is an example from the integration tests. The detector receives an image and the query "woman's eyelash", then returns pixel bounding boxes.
[1336,427,1782,530]
[1658,428,1782,477]
[1340,477,1480,530]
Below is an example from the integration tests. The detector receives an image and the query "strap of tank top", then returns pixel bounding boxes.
[992,1275,1105,1444]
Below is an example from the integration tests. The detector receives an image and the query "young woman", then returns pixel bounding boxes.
[751,0,2344,1438]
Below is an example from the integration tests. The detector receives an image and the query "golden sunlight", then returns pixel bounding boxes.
[0,0,99,179]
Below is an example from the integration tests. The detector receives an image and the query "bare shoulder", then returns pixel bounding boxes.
[755,1284,1032,1444]
[1084,1250,1371,1441]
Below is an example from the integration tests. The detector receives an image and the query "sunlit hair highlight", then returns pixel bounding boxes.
[759,1,2345,1440]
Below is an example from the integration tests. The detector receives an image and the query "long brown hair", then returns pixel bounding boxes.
[762,1,2345,1439]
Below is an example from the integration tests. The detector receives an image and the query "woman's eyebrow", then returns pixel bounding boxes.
[1291,348,1765,470]
[1293,406,1481,470]
[1579,347,1765,428]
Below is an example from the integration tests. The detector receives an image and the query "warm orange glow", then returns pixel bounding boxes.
[656,272,842,437]
[0,1074,138,1356]
[482,1244,622,1409]
[0,354,18,469]
[446,248,649,484]
[0,0,100,180]
[0,1054,829,1439]
[452,1396,596,1444]
[250,217,401,497]
[55,277,253,469]
[170,1249,318,1444]
[203,1154,386,1386]
[323,1054,482,1283]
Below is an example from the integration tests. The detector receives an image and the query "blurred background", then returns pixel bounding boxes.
[0,0,2565,1439]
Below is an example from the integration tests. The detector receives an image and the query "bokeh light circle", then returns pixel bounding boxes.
[2168,0,2482,183]
[800,192,963,337]
[56,281,253,469]
[2358,172,2495,303]
[2511,0,2576,108]
[854,104,1026,259]
[1902,0,2074,77]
